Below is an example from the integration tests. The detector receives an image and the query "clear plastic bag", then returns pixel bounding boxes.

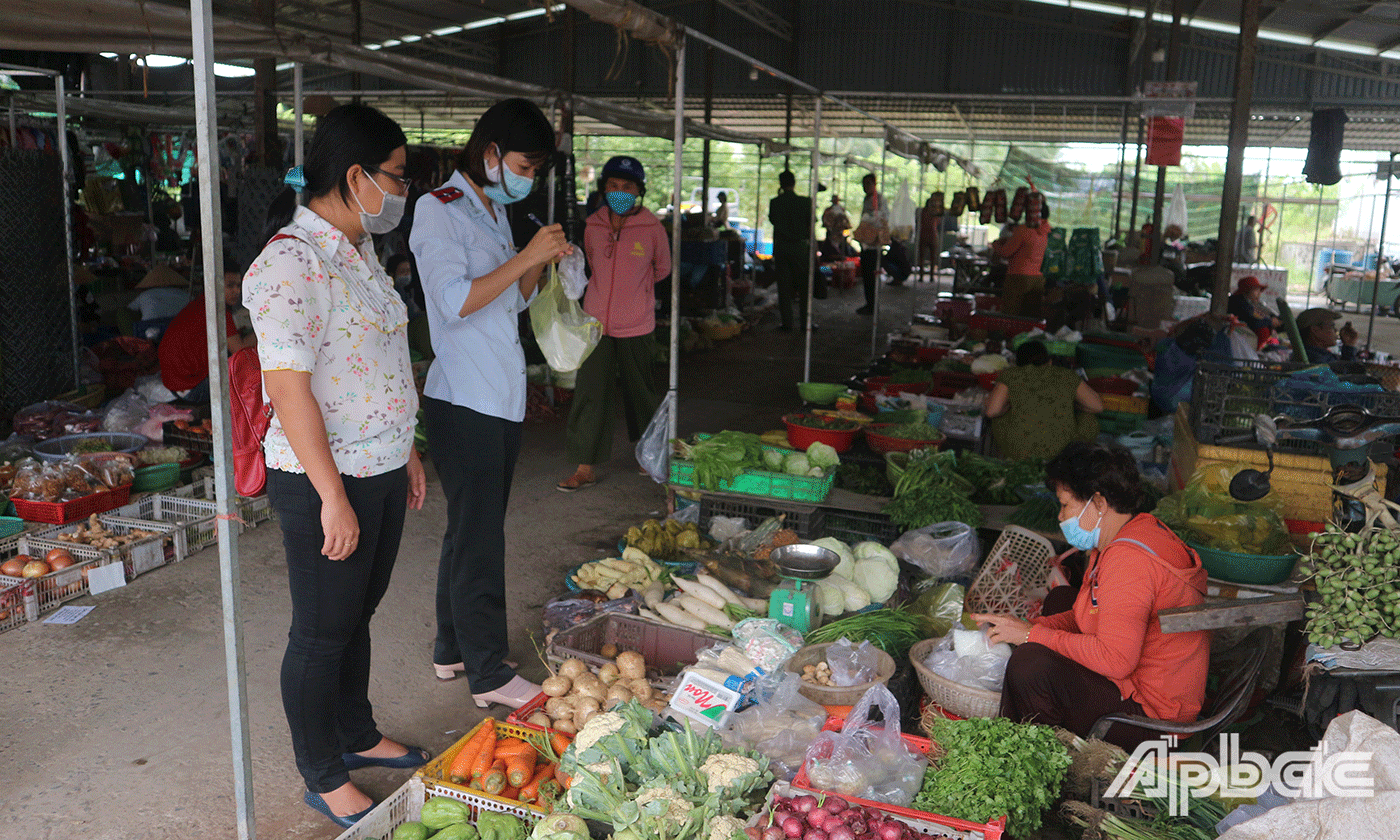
[908,580,967,638]
[529,268,602,373]
[827,638,879,686]
[802,683,928,807]
[707,515,749,543]
[891,521,980,579]
[721,673,828,780]
[921,632,1012,693]
[634,391,674,484]
[731,618,804,673]
[101,390,154,434]
[557,249,589,301]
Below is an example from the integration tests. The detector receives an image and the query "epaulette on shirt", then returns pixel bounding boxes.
[432,186,464,203]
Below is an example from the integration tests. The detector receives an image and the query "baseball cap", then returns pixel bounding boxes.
[1296,308,1341,332]
[1236,275,1267,293]
[601,155,645,187]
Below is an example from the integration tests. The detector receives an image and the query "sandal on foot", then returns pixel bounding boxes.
[342,745,430,771]
[556,475,596,492]
[304,790,375,829]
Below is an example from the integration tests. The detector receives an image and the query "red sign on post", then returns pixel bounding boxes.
[1146,116,1185,166]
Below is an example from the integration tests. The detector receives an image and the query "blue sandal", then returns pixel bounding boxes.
[304,789,375,828]
[342,745,430,771]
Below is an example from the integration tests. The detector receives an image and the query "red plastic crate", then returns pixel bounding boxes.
[927,371,980,399]
[914,347,950,365]
[974,295,1001,312]
[1087,376,1137,396]
[932,298,973,323]
[11,484,132,525]
[967,312,1046,338]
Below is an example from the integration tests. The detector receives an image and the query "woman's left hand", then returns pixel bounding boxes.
[971,612,1033,646]
[407,448,427,511]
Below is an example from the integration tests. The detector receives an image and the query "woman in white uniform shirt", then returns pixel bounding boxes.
[410,98,570,709]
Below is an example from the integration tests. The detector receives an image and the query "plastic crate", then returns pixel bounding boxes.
[0,517,23,540]
[671,452,836,503]
[1189,360,1400,455]
[933,297,974,323]
[175,477,273,526]
[967,526,1055,619]
[818,508,904,543]
[416,720,552,816]
[1100,393,1149,415]
[698,493,823,540]
[162,420,213,455]
[1097,410,1146,435]
[116,494,221,556]
[0,555,115,615]
[22,516,176,580]
[966,311,1046,338]
[0,578,28,634]
[335,775,542,840]
[1077,342,1147,372]
[546,612,725,687]
[11,484,132,525]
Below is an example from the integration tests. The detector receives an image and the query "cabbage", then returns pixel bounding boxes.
[806,441,840,470]
[783,453,811,476]
[971,353,1009,374]
[854,557,898,602]
[827,573,871,612]
[762,448,786,472]
[814,579,845,616]
[807,467,826,477]
[854,541,899,574]
[811,537,856,579]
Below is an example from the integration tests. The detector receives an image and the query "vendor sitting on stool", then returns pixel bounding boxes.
[157,252,256,402]
[1226,275,1281,347]
[973,442,1210,750]
[1296,307,1359,363]
[984,339,1102,462]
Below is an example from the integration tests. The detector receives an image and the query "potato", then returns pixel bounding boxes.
[542,675,572,697]
[600,642,619,659]
[553,718,577,735]
[597,663,621,686]
[544,696,572,718]
[527,712,551,728]
[558,658,589,680]
[615,651,646,680]
[573,674,607,703]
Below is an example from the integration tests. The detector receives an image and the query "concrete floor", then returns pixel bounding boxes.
[5,275,1400,840]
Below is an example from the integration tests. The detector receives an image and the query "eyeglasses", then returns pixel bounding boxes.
[366,166,411,194]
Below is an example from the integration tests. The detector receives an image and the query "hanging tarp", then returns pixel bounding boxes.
[996,145,1084,194]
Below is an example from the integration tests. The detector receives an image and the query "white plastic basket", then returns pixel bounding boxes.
[0,577,28,634]
[172,477,273,526]
[966,525,1055,619]
[334,773,545,840]
[116,494,221,557]
[21,516,176,580]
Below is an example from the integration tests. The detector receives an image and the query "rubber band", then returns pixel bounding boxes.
[217,513,250,527]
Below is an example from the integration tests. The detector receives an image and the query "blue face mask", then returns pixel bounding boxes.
[605,190,637,215]
[1059,499,1103,552]
[482,150,535,205]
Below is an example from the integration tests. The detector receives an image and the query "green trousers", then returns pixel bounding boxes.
[565,334,660,466]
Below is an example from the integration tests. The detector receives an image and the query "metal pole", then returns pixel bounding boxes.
[754,144,762,281]
[1310,185,1325,306]
[1113,103,1129,236]
[911,160,925,329]
[871,143,887,359]
[191,0,254,835]
[1366,153,1394,351]
[293,63,304,167]
[804,96,821,381]
[668,37,686,445]
[1129,118,1144,233]
[56,75,78,391]
[1211,0,1262,317]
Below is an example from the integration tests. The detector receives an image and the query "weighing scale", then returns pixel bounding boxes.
[767,544,839,634]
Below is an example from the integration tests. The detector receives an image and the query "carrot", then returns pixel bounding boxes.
[470,723,498,783]
[548,731,573,758]
[482,758,508,795]
[519,762,555,802]
[504,751,535,788]
[500,784,520,801]
[555,763,572,790]
[493,738,536,758]
[448,724,495,784]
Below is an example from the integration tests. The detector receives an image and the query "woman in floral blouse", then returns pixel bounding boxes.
[244,103,427,830]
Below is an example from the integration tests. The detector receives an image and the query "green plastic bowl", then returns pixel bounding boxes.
[1187,541,1298,586]
[797,382,847,405]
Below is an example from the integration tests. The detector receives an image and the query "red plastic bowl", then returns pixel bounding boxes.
[864,423,945,454]
[782,414,861,453]
[976,372,1001,391]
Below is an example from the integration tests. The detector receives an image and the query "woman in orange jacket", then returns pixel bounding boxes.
[974,442,1210,749]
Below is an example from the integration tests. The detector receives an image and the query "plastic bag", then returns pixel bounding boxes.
[707,515,749,544]
[907,581,966,638]
[827,638,879,686]
[732,618,803,673]
[557,249,589,301]
[1155,462,1292,555]
[921,632,1012,693]
[101,390,154,434]
[722,673,828,780]
[891,521,980,579]
[529,268,602,373]
[802,683,928,807]
[635,391,674,484]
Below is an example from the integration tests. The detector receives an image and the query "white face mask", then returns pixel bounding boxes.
[354,170,407,235]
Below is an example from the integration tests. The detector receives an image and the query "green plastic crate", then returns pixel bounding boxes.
[670,449,836,503]
[0,516,22,540]
[1011,332,1077,357]
[1097,410,1146,435]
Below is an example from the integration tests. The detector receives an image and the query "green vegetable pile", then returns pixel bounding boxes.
[913,717,1071,837]
[1009,495,1061,532]
[394,797,525,840]
[883,449,982,531]
[1302,524,1400,648]
[804,606,928,661]
[785,413,860,431]
[675,432,766,489]
[835,463,893,497]
[873,422,945,441]
[953,454,1046,505]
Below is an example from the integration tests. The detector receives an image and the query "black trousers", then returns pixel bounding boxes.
[1000,642,1154,750]
[266,465,409,793]
[773,244,810,328]
[422,396,520,694]
[860,247,880,306]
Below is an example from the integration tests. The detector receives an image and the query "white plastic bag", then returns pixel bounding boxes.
[558,249,589,301]
[922,632,1012,693]
[529,267,602,373]
[722,673,828,780]
[891,521,980,579]
[827,638,880,686]
[802,683,928,806]
[634,391,674,484]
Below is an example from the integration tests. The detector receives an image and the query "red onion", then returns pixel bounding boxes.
[783,817,806,838]
[746,828,761,840]
[875,822,903,840]
[828,827,854,840]
[806,811,829,830]
[792,796,819,814]
[762,827,785,840]
[803,830,827,840]
[823,798,848,814]
[773,811,795,826]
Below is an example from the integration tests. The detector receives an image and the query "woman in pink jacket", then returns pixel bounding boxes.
[558,156,671,491]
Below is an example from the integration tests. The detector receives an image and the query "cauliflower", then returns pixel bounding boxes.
[707,815,748,840]
[635,784,694,826]
[571,711,625,755]
[699,753,763,794]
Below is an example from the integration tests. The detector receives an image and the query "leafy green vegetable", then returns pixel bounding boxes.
[1009,495,1062,532]
[835,463,893,496]
[676,432,766,490]
[954,454,1046,505]
[874,423,945,441]
[477,812,524,840]
[806,441,840,470]
[762,449,786,472]
[913,717,1071,838]
[786,414,860,431]
[783,453,810,476]
[804,607,928,661]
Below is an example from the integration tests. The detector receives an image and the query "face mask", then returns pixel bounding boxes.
[482,150,535,205]
[1059,499,1103,552]
[394,273,411,285]
[354,172,406,235]
[605,190,637,215]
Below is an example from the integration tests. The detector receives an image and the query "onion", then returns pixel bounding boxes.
[803,830,827,840]
[1,557,26,577]
[806,811,828,830]
[828,828,854,840]
[45,549,75,570]
[782,817,805,838]
[823,798,847,814]
[745,829,761,840]
[772,811,794,827]
[875,822,903,840]
[21,560,50,579]
[791,796,818,814]
[762,828,785,840]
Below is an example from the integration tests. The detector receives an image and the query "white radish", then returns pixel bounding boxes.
[654,600,708,631]
[674,594,735,629]
[739,596,768,612]
[640,580,666,608]
[694,572,745,606]
[638,607,664,622]
[672,577,727,610]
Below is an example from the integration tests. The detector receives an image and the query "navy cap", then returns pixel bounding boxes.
[601,155,645,187]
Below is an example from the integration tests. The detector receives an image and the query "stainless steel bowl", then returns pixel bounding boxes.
[769,543,839,580]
